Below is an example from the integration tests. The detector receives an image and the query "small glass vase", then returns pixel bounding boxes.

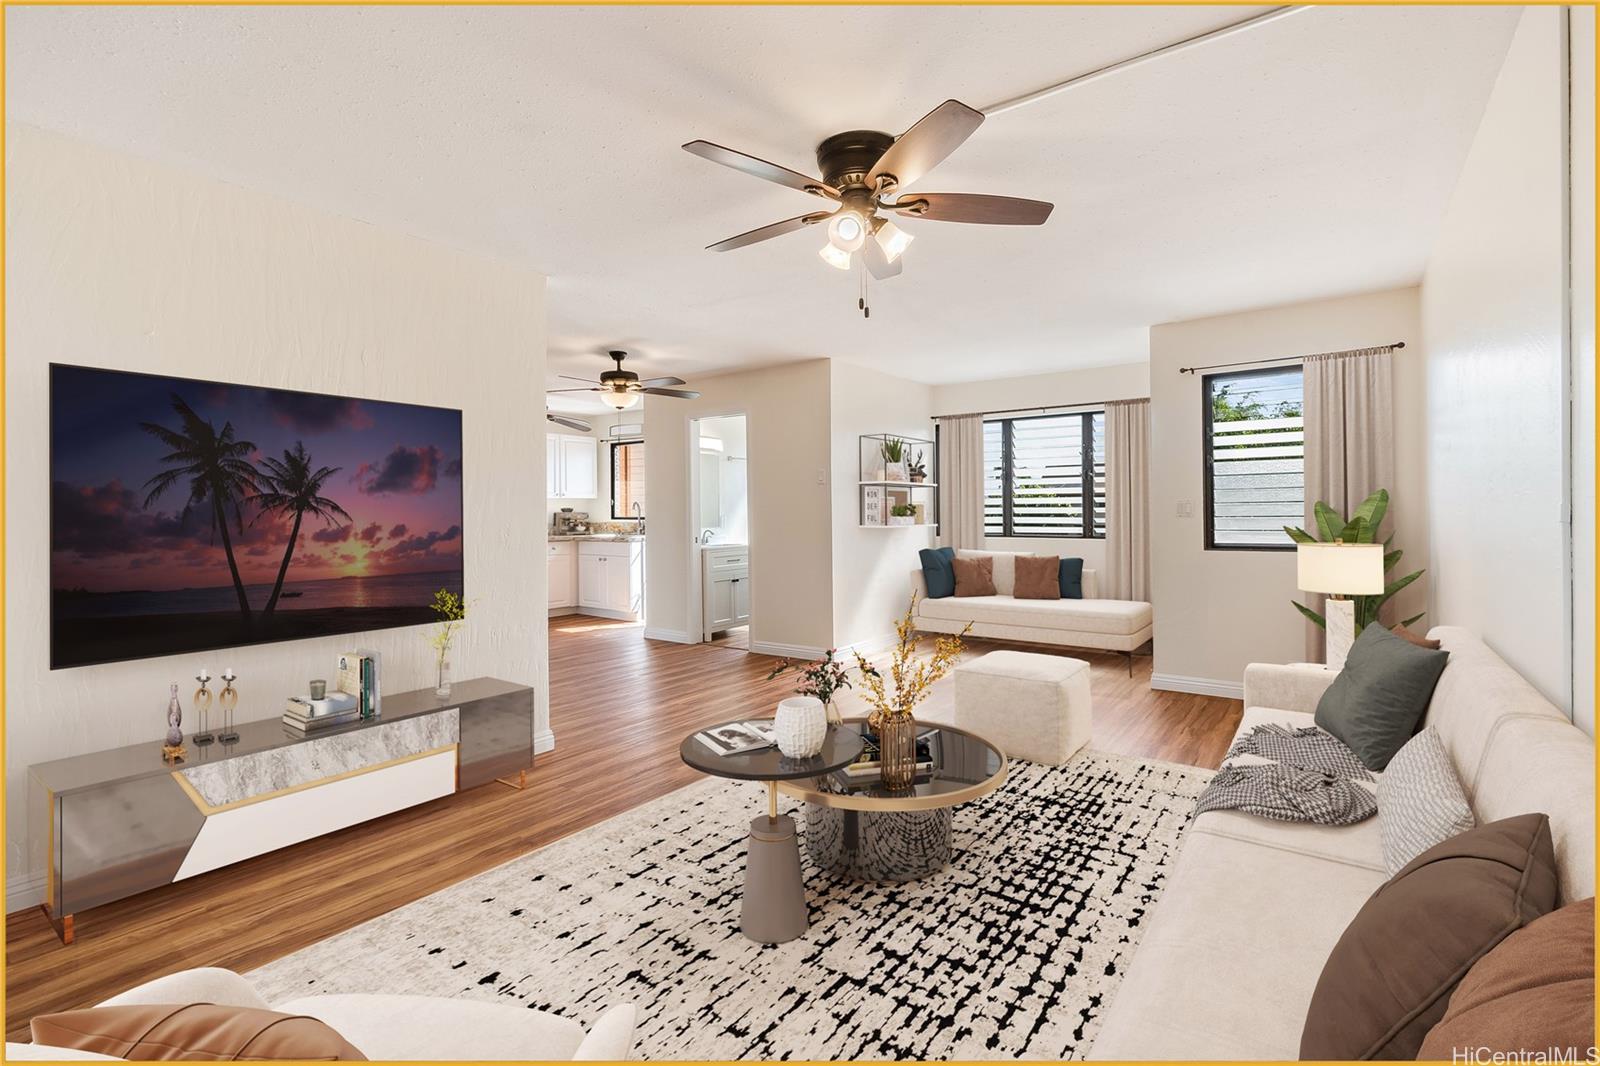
[435,660,452,700]
[873,711,917,790]
[823,699,843,727]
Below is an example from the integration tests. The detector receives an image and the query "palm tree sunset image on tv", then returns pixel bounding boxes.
[50,364,464,669]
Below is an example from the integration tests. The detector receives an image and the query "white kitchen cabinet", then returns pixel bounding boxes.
[577,539,643,620]
[547,541,576,610]
[547,433,598,499]
[701,546,750,640]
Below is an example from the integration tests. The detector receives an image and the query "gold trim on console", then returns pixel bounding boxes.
[171,743,460,816]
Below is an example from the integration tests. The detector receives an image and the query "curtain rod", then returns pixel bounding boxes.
[1177,341,1405,376]
[933,397,1145,422]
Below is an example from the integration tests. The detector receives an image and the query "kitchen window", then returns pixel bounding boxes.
[1203,365,1304,549]
[983,411,1105,538]
[611,440,646,519]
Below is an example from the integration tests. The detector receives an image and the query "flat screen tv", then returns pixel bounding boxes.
[50,364,464,669]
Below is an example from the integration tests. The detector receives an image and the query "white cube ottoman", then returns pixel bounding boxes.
[953,650,1091,765]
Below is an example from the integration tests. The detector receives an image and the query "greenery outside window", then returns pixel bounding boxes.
[611,440,645,519]
[983,411,1105,538]
[1203,366,1304,550]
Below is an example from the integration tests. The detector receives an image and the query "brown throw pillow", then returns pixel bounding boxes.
[1419,897,1595,1060]
[1013,555,1061,600]
[1299,813,1559,1061]
[951,555,996,597]
[32,1003,368,1060]
[1391,624,1442,650]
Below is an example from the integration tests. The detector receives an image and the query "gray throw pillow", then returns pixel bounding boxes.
[1314,622,1449,771]
[1377,726,1475,875]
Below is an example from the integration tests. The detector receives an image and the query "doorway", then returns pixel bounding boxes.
[691,414,750,648]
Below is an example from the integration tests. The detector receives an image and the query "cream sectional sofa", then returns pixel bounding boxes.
[1089,627,1596,1060]
[910,550,1153,670]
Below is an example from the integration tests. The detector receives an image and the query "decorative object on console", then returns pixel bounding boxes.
[1313,622,1448,771]
[337,651,381,719]
[853,598,968,788]
[773,697,827,758]
[1299,813,1559,1060]
[218,667,240,742]
[1376,725,1474,874]
[766,648,853,726]
[1285,489,1425,668]
[1295,539,1384,670]
[48,364,464,671]
[429,589,465,700]
[192,670,215,746]
[162,682,186,763]
[309,679,327,700]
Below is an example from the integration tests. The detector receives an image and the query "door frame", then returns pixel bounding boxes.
[687,410,750,645]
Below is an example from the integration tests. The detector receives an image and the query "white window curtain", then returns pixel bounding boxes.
[1103,399,1151,601]
[1302,347,1396,659]
[936,414,986,550]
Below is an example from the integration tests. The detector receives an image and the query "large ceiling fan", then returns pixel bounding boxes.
[548,351,701,411]
[683,99,1053,283]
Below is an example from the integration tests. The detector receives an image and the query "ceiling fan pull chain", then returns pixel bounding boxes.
[858,259,870,318]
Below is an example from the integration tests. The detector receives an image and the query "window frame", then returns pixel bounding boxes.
[609,438,645,520]
[1201,365,1303,553]
[984,410,1105,540]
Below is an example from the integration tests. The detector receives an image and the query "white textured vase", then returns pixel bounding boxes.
[774,696,827,758]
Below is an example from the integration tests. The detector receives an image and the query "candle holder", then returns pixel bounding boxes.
[219,669,240,743]
[192,673,215,745]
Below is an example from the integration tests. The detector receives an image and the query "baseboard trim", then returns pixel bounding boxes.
[535,729,556,755]
[1150,673,1245,700]
[749,640,828,659]
[7,871,44,915]
[643,627,695,644]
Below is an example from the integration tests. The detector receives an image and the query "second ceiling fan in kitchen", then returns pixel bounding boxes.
[547,351,701,411]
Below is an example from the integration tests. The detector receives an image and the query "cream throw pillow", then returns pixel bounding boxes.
[1377,725,1475,875]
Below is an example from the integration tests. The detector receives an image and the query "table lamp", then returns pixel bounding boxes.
[1297,541,1385,670]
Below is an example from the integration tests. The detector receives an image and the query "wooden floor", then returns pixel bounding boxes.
[4,616,1240,1038]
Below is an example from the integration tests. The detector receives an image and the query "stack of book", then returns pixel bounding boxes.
[336,649,382,718]
[283,691,359,732]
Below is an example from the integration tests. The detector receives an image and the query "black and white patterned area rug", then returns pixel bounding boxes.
[248,750,1211,1060]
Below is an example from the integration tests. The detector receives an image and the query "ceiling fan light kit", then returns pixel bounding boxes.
[546,350,702,410]
[684,99,1052,313]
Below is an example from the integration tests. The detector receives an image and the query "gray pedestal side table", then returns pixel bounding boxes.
[680,724,864,944]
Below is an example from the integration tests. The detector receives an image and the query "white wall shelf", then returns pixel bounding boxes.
[859,433,937,529]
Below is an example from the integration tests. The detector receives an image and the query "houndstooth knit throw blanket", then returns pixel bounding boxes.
[1195,724,1376,825]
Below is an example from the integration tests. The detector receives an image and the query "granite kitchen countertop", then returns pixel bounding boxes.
[548,533,645,542]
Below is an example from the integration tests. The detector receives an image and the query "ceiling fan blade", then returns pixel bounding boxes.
[637,376,687,388]
[546,387,601,393]
[682,140,838,198]
[862,238,903,280]
[547,413,593,432]
[558,374,600,384]
[890,192,1054,226]
[707,212,831,252]
[867,100,985,192]
[642,387,701,399]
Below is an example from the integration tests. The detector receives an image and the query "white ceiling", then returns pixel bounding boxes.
[7,5,1519,387]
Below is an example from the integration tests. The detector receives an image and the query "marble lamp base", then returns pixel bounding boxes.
[1325,598,1356,671]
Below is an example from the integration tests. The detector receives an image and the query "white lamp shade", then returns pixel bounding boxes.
[1297,542,1385,595]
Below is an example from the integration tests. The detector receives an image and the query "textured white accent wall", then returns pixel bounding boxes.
[1421,8,1573,714]
[1569,7,1595,737]
[1149,288,1425,694]
[4,124,548,903]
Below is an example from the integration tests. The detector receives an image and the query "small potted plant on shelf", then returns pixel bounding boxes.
[767,648,853,725]
[907,449,927,483]
[880,436,908,481]
[889,503,917,526]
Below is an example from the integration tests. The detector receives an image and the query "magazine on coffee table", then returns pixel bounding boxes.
[696,720,777,756]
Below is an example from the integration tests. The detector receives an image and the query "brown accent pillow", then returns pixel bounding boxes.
[951,555,996,597]
[1298,813,1559,1061]
[1013,555,1061,600]
[1391,624,1442,650]
[1419,897,1595,1060]
[32,1003,368,1061]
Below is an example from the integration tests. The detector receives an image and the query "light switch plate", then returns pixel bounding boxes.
[1177,499,1194,518]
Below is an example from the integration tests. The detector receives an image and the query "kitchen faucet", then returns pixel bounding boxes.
[632,500,645,534]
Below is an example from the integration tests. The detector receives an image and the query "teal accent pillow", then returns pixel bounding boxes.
[1059,557,1084,599]
[1315,622,1450,771]
[919,546,956,599]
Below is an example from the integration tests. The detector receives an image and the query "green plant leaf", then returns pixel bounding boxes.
[1374,569,1425,608]
[1292,600,1326,629]
[1284,526,1318,545]
[1383,549,1403,572]
[1351,489,1389,539]
[1401,612,1426,627]
[1313,501,1344,542]
[1339,517,1367,543]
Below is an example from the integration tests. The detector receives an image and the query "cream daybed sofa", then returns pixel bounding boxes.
[1088,627,1595,1060]
[910,549,1153,671]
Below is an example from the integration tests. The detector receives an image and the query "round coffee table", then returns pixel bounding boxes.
[777,719,1006,882]
[680,722,864,944]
